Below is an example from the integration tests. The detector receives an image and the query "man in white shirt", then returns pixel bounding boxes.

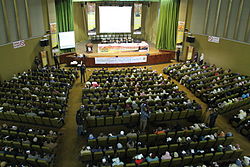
[199,53,204,65]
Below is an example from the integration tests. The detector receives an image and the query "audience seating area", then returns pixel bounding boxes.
[164,62,250,113]
[0,67,77,128]
[77,66,250,167]
[230,108,250,139]
[81,123,242,167]
[0,123,58,167]
[82,68,201,128]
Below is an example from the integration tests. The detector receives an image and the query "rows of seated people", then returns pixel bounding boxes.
[0,66,78,127]
[230,109,250,139]
[185,155,250,167]
[84,109,202,128]
[82,67,201,127]
[0,123,58,167]
[80,123,243,167]
[164,62,250,113]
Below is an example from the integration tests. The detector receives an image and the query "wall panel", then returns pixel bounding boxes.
[190,0,206,34]
[190,0,249,44]
[206,0,217,35]
[0,1,7,44]
[237,0,250,41]
[17,0,29,39]
[6,0,18,42]
[28,0,45,37]
[226,0,239,39]
[186,34,250,76]
[216,0,228,37]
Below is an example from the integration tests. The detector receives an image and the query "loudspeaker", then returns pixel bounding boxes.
[186,36,195,43]
[40,39,49,47]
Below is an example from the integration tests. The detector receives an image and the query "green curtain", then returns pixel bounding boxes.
[55,0,75,52]
[73,3,88,43]
[156,0,180,50]
[143,2,160,44]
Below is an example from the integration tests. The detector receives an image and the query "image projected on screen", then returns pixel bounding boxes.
[99,6,132,33]
[59,31,75,49]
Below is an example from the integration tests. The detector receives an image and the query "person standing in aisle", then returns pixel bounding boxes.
[209,108,219,127]
[199,53,204,65]
[53,53,60,68]
[176,48,181,62]
[76,105,86,136]
[140,103,150,132]
[80,63,86,83]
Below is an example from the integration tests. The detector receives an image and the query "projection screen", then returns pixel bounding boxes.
[58,31,75,49]
[99,6,132,33]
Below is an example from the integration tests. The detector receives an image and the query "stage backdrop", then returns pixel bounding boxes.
[73,2,160,45]
[156,0,180,50]
[55,0,75,52]
[73,3,88,43]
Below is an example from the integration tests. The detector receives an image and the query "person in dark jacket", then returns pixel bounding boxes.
[139,103,150,132]
[176,48,181,62]
[80,64,86,83]
[53,54,60,68]
[76,105,86,136]
[209,108,219,127]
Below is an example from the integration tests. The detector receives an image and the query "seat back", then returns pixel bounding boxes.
[182,156,193,165]
[192,155,203,165]
[148,160,159,167]
[160,159,171,167]
[93,151,103,161]
[212,152,224,161]
[147,134,157,146]
[98,137,108,147]
[96,117,105,126]
[156,133,166,145]
[126,148,137,159]
[203,153,213,162]
[148,146,158,155]
[158,145,168,155]
[171,158,182,166]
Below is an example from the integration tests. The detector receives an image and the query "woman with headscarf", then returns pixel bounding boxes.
[161,151,172,160]
[146,153,159,162]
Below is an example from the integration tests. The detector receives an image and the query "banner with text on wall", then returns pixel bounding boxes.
[95,56,147,64]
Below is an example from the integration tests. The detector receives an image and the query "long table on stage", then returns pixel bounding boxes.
[59,51,175,67]
[98,42,149,53]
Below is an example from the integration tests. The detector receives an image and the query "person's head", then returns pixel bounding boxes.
[102,157,107,164]
[120,131,125,136]
[149,153,156,158]
[117,143,123,149]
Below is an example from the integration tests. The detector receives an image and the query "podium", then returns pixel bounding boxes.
[86,43,93,53]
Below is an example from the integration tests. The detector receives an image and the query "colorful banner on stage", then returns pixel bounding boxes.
[98,42,149,53]
[50,23,59,48]
[177,21,185,44]
[87,3,96,35]
[133,3,142,34]
[95,56,147,64]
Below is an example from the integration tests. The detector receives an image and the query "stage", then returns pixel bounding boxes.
[59,41,175,67]
[75,41,160,56]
